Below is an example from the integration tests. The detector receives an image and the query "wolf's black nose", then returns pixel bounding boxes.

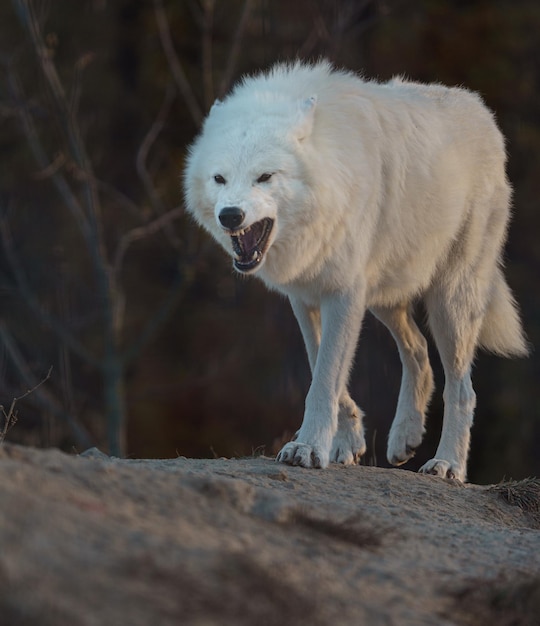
[218,206,245,230]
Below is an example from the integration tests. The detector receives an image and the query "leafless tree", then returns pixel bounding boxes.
[3,0,188,455]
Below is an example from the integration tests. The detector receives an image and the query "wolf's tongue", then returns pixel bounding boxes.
[240,225,261,252]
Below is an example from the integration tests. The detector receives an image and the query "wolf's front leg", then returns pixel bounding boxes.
[277,290,365,468]
[330,393,366,465]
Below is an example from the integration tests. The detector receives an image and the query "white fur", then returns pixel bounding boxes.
[184,60,528,481]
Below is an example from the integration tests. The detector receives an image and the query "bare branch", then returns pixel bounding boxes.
[13,0,68,109]
[112,205,183,337]
[186,0,204,29]
[122,270,185,364]
[219,0,254,97]
[201,0,215,110]
[153,0,203,126]
[136,82,176,217]
[15,1,89,172]
[13,0,109,277]
[113,207,184,278]
[69,51,96,119]
[0,215,100,368]
[329,0,383,59]
[5,65,91,239]
[92,178,141,220]
[298,14,330,58]
[32,151,67,180]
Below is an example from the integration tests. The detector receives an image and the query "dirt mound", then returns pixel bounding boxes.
[0,444,538,625]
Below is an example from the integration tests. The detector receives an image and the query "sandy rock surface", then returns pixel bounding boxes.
[0,444,538,625]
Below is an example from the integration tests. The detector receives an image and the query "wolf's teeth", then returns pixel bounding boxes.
[252,250,260,261]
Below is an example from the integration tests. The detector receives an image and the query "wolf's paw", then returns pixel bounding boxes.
[419,458,464,482]
[330,422,366,465]
[387,415,425,466]
[276,442,329,469]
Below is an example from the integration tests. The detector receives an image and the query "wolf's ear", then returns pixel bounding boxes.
[210,99,223,114]
[293,95,317,141]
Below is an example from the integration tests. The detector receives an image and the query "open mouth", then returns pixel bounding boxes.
[230,218,274,272]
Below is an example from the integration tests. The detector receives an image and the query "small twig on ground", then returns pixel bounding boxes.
[0,365,53,444]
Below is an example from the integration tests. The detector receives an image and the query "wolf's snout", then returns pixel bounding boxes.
[218,206,245,230]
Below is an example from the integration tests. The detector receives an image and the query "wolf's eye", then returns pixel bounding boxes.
[214,174,226,185]
[257,173,273,183]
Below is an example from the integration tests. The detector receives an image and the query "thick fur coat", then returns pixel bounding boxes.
[184,60,527,481]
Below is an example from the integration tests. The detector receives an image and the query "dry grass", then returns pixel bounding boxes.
[489,478,540,527]
[491,478,540,511]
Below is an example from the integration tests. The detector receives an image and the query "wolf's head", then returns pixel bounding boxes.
[184,93,317,278]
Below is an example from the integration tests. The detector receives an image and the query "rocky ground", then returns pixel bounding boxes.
[0,443,538,625]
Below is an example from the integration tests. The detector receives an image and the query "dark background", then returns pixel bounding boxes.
[0,0,538,484]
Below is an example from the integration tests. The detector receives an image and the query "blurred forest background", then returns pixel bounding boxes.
[0,0,538,484]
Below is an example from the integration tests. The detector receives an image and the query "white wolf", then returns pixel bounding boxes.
[184,60,527,481]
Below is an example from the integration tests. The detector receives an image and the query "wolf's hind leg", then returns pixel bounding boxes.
[371,304,434,466]
[421,276,485,481]
[330,392,366,465]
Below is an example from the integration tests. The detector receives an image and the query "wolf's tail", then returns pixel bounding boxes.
[478,266,529,357]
